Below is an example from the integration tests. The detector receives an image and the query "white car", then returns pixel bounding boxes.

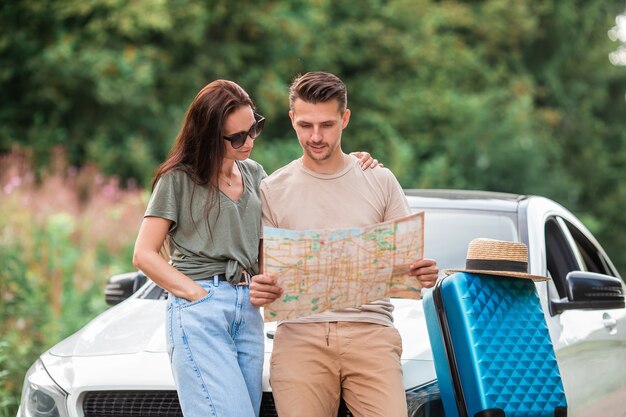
[18,190,626,417]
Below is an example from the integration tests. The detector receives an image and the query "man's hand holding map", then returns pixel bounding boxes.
[261,212,425,321]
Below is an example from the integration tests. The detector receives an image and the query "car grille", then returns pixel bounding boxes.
[83,391,182,417]
[83,391,352,417]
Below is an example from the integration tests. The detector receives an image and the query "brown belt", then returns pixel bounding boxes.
[213,271,250,286]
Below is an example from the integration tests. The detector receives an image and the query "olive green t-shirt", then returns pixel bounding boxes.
[145,159,267,282]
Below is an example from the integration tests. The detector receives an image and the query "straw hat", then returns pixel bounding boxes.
[444,238,549,282]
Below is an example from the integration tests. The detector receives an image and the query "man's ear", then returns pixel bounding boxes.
[289,110,295,127]
[342,109,351,129]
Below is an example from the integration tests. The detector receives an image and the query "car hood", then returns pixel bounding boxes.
[50,299,168,357]
[46,297,435,390]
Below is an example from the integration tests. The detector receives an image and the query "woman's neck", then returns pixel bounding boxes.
[220,160,237,177]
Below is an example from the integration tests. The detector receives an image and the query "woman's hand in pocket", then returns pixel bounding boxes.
[184,283,209,302]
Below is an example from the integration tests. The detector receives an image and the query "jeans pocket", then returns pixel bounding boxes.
[178,286,214,309]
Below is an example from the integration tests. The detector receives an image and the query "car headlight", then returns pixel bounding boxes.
[18,360,68,417]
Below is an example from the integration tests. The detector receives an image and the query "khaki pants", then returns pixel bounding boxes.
[270,322,407,417]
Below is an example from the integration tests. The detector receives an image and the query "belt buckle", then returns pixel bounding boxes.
[235,270,250,286]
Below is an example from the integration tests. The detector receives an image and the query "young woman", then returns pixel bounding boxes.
[132,80,376,417]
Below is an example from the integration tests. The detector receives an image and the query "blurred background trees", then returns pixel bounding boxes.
[1,0,625,413]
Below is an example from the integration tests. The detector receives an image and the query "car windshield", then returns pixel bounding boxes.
[417,209,519,271]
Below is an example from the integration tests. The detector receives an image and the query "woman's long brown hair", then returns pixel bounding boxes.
[152,80,255,237]
[154,80,255,189]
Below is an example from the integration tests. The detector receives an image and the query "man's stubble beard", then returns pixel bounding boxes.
[304,143,332,161]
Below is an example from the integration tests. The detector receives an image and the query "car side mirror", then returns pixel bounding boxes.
[105,271,148,306]
[551,271,625,314]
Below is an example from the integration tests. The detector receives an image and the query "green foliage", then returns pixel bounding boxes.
[0,150,145,415]
[1,2,624,255]
[0,341,17,417]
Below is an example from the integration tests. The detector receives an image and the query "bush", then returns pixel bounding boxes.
[0,147,147,416]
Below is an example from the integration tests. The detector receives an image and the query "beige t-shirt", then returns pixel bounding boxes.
[260,154,411,326]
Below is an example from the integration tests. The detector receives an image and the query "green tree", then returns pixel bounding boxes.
[1,0,625,271]
[2,0,228,183]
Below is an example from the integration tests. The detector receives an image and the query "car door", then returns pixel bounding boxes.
[544,216,626,417]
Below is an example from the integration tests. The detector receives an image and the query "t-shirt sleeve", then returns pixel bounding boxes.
[259,163,268,181]
[251,159,268,186]
[145,172,179,230]
[383,171,411,221]
[259,180,278,230]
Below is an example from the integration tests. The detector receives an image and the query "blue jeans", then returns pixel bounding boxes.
[166,279,264,417]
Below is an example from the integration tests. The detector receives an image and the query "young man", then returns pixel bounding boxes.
[250,72,438,417]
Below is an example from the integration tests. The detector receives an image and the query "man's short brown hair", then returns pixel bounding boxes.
[289,72,347,113]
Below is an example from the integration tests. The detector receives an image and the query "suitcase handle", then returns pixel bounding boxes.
[433,277,469,417]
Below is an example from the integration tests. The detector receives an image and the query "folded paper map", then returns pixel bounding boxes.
[262,212,424,321]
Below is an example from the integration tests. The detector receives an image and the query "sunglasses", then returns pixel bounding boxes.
[223,113,265,149]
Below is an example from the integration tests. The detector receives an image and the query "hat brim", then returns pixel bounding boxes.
[443,269,549,282]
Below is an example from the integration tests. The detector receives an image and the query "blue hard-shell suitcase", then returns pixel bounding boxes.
[423,272,568,417]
